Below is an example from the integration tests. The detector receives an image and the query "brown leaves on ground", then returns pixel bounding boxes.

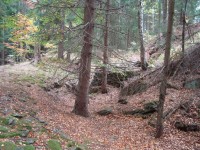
[0,63,199,150]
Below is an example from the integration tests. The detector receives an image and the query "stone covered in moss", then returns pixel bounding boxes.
[47,139,62,150]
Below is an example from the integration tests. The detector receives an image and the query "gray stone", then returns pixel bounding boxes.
[97,108,112,116]
[26,138,36,144]
[183,78,200,89]
[12,113,24,119]
[20,130,30,137]
[118,98,128,104]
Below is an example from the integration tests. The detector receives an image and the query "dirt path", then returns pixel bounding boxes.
[0,63,199,150]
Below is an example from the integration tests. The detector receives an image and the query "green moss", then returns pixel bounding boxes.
[0,126,9,132]
[0,141,17,150]
[0,116,17,126]
[0,117,10,125]
[23,145,35,150]
[40,127,47,133]
[16,119,32,131]
[0,132,21,138]
[47,139,62,150]
[16,74,46,88]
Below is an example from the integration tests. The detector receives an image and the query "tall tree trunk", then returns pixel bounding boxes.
[158,0,161,45]
[1,49,5,65]
[163,0,168,25]
[101,0,110,94]
[162,0,167,34]
[138,0,147,70]
[34,43,41,64]
[155,0,175,138]
[182,0,188,57]
[58,42,64,59]
[127,28,130,49]
[67,21,73,62]
[73,0,95,117]
[58,10,65,59]
[1,19,5,65]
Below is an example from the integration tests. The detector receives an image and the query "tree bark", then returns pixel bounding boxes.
[182,0,188,57]
[163,0,168,25]
[1,18,5,65]
[58,10,65,59]
[34,43,41,64]
[158,0,161,45]
[67,21,73,62]
[73,0,95,117]
[155,0,175,138]
[1,49,5,65]
[101,0,109,94]
[138,0,147,70]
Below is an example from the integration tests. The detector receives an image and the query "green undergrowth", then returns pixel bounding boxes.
[0,115,88,150]
[0,141,35,150]
[47,139,62,150]
[16,73,47,88]
[0,116,32,139]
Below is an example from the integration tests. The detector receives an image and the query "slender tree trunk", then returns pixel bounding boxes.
[101,0,110,94]
[1,19,5,65]
[58,10,65,59]
[67,21,73,62]
[34,43,41,64]
[155,0,175,138]
[73,0,95,117]
[162,0,168,35]
[163,0,168,25]
[127,28,130,48]
[138,0,147,70]
[58,42,64,59]
[1,49,5,65]
[158,0,161,45]
[182,0,188,57]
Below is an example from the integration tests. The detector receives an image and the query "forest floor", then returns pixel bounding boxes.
[0,62,199,150]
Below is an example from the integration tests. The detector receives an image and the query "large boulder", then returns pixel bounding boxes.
[91,70,138,88]
[174,121,200,132]
[120,80,148,96]
[97,108,112,116]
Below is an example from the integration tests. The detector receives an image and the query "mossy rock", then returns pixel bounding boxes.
[0,116,17,126]
[174,121,200,132]
[91,70,137,88]
[120,80,148,96]
[74,146,83,150]
[16,119,32,131]
[183,78,200,89]
[11,113,25,119]
[97,108,112,116]
[118,98,128,104]
[143,101,158,114]
[47,139,62,150]
[123,101,158,118]
[0,126,9,132]
[0,141,17,150]
[123,109,145,115]
[25,138,36,145]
